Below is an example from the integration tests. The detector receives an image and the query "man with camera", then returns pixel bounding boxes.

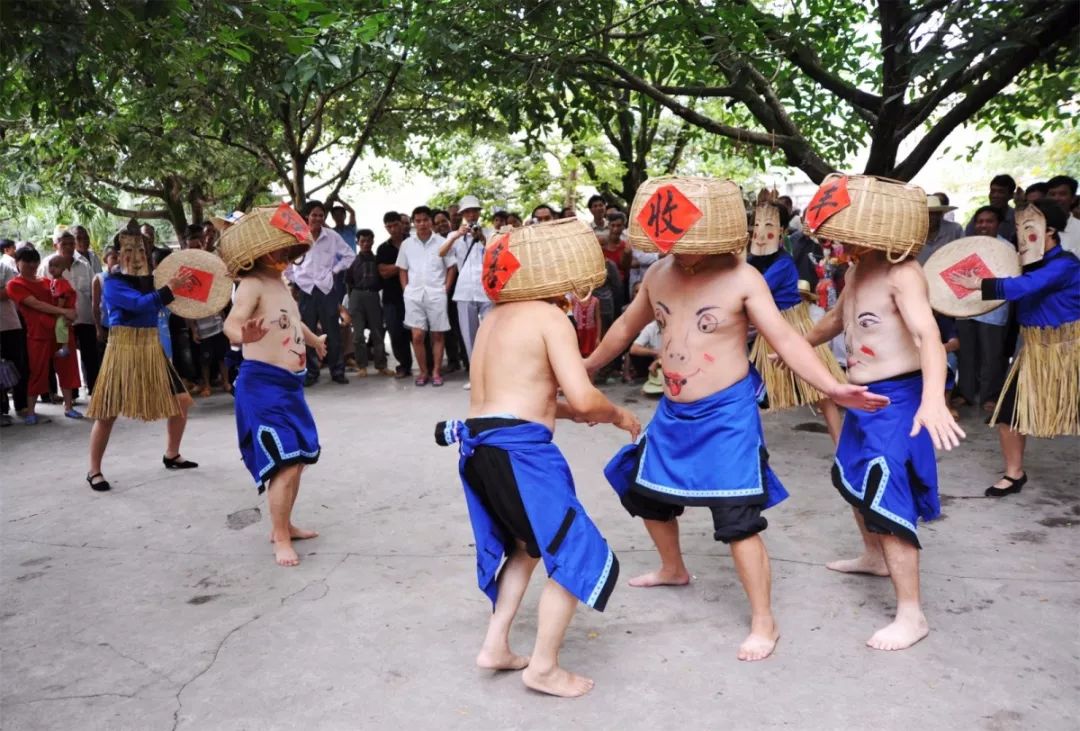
[438,195,493,390]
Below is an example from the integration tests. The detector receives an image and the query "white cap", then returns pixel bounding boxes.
[457,195,482,212]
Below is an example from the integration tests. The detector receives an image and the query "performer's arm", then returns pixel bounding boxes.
[745,267,888,412]
[546,310,640,439]
[804,288,846,346]
[892,263,965,450]
[982,257,1072,302]
[300,321,328,359]
[103,277,176,316]
[583,268,656,373]
[223,279,260,345]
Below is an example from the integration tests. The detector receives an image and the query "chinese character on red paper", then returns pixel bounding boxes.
[173,266,213,303]
[805,177,851,232]
[482,233,520,300]
[635,185,702,252]
[269,204,313,243]
[941,253,994,299]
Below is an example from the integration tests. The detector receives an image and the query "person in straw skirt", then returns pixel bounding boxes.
[802,175,965,652]
[435,220,639,697]
[746,189,844,442]
[948,199,1080,497]
[220,205,325,568]
[85,229,198,492]
[589,177,886,662]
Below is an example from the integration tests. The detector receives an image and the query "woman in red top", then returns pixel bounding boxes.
[5,247,78,424]
[46,255,83,417]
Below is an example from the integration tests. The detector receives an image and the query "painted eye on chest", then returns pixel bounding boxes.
[277,313,290,330]
[697,313,719,333]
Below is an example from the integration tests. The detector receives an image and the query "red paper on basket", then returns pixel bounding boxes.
[940,253,993,299]
[805,176,851,232]
[173,266,213,302]
[635,184,702,252]
[482,233,520,300]
[269,203,312,243]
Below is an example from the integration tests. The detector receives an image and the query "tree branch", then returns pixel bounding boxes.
[84,190,167,220]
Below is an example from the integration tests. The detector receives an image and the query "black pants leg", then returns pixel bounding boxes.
[74,323,100,394]
[382,300,412,373]
[0,328,29,413]
[299,288,345,378]
[955,319,980,404]
[977,322,1008,405]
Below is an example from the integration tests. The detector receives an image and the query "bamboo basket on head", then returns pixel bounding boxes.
[217,204,313,277]
[629,176,747,255]
[482,218,606,303]
[811,175,928,261]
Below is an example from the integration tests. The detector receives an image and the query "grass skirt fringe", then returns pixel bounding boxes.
[991,321,1080,437]
[750,302,845,410]
[87,326,181,421]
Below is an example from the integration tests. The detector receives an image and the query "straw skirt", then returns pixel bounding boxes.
[87,326,183,421]
[991,321,1080,437]
[750,302,845,409]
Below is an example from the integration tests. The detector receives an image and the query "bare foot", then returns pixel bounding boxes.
[273,539,300,567]
[628,568,691,587]
[268,525,319,542]
[476,648,530,671]
[826,554,889,576]
[737,617,779,661]
[867,613,929,651]
[522,665,594,698]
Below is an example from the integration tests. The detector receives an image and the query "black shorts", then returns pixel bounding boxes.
[461,417,541,558]
[619,489,767,544]
[167,361,185,395]
[199,332,229,366]
[990,377,1017,427]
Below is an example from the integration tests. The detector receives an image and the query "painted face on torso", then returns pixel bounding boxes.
[841,254,921,384]
[750,204,781,256]
[1015,206,1048,266]
[647,257,751,401]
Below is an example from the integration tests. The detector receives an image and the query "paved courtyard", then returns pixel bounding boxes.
[2,372,1078,730]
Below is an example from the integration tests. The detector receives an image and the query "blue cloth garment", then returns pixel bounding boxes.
[982,245,1080,328]
[833,372,939,548]
[234,359,320,492]
[605,373,788,507]
[748,250,801,310]
[103,275,174,328]
[438,419,619,611]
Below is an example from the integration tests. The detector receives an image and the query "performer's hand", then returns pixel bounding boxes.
[766,352,789,372]
[614,406,641,441]
[948,270,981,291]
[314,334,328,359]
[910,401,966,451]
[168,268,196,292]
[240,317,269,344]
[828,383,890,412]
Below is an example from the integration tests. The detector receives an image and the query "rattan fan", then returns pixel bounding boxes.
[153,248,233,319]
[483,218,606,303]
[217,204,312,276]
[629,176,747,254]
[812,175,928,261]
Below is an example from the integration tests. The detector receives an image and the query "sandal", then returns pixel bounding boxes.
[432,375,444,387]
[414,376,429,387]
[65,409,85,420]
[985,472,1027,498]
[163,454,199,470]
[86,472,111,492]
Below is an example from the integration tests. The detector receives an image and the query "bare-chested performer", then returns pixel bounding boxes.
[802,175,965,651]
[436,220,640,697]
[590,177,888,662]
[220,205,326,568]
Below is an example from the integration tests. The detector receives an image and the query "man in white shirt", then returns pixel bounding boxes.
[1046,175,1080,256]
[0,239,28,424]
[396,205,455,387]
[286,200,356,386]
[438,195,492,389]
[40,229,98,395]
[587,194,609,238]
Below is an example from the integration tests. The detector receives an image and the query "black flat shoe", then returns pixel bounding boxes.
[163,454,199,470]
[985,472,1027,497]
[86,472,111,492]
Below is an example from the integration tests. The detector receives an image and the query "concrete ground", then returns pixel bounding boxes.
[1,371,1078,731]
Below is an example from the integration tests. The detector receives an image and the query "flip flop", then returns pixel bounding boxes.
[432,375,444,387]
[415,376,429,386]
[65,409,85,420]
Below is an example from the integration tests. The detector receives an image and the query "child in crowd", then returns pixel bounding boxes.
[570,293,599,357]
[5,247,79,423]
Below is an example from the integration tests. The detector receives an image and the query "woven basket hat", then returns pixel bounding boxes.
[153,248,233,319]
[807,174,928,260]
[217,204,313,276]
[481,218,606,303]
[629,176,747,255]
[923,236,1020,318]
